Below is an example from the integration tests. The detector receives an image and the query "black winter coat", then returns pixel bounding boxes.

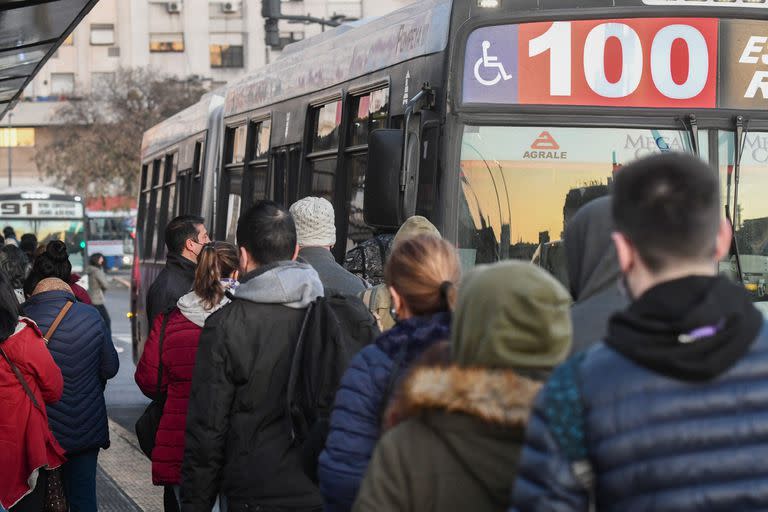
[146,253,196,325]
[181,262,324,512]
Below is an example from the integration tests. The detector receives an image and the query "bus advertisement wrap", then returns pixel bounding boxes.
[464,18,768,109]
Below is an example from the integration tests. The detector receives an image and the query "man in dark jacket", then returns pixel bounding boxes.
[182,201,324,512]
[146,215,209,325]
[564,196,629,354]
[511,153,768,511]
[290,196,368,296]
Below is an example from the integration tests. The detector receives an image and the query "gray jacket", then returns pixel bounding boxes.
[565,196,629,354]
[85,265,109,305]
[299,246,368,296]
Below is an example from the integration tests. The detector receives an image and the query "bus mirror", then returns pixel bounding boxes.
[364,129,403,229]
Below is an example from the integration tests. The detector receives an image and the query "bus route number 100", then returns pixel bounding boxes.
[521,19,718,108]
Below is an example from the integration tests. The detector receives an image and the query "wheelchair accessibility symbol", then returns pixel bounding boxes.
[473,40,513,87]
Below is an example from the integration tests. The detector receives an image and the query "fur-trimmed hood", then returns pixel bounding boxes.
[386,365,541,430]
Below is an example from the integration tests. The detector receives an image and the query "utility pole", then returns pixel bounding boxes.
[7,112,12,187]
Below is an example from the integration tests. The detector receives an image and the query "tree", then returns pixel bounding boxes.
[35,68,207,198]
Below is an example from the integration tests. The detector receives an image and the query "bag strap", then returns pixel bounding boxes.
[44,300,74,343]
[155,311,172,396]
[543,352,595,508]
[0,345,43,412]
[287,301,315,442]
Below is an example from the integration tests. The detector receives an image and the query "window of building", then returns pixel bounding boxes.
[150,33,185,53]
[0,128,34,147]
[50,73,75,96]
[210,33,244,68]
[90,24,115,46]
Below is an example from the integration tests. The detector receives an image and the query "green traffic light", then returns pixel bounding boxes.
[79,241,86,249]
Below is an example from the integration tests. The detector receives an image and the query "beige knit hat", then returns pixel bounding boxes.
[290,196,337,247]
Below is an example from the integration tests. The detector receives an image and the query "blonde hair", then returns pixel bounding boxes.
[384,235,461,316]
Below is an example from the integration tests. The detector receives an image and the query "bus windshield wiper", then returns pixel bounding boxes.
[727,115,747,284]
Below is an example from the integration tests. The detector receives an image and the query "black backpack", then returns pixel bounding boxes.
[286,289,380,482]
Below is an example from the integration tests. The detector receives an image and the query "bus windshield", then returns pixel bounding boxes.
[457,125,701,282]
[0,218,86,271]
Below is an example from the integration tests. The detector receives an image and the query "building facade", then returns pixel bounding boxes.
[6,0,411,187]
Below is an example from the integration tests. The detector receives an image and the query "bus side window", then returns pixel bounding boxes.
[192,141,203,215]
[137,164,150,260]
[145,159,162,260]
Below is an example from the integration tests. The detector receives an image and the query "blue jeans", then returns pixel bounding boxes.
[62,449,99,512]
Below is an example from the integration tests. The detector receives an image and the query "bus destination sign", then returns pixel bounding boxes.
[463,18,768,109]
[0,200,84,218]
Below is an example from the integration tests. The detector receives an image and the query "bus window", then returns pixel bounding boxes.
[719,130,768,304]
[158,153,178,260]
[144,160,161,259]
[137,164,149,252]
[307,100,342,201]
[227,125,247,165]
[343,87,390,247]
[247,119,271,203]
[457,125,705,278]
[192,141,203,214]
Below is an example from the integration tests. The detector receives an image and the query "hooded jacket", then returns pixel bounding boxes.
[22,278,119,454]
[564,197,628,354]
[146,252,196,325]
[354,262,571,512]
[511,276,768,512]
[0,319,67,510]
[318,311,452,512]
[85,264,110,306]
[181,261,324,512]
[135,289,231,485]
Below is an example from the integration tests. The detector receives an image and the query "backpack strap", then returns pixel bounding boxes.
[287,301,316,442]
[543,352,595,504]
[0,344,43,412]
[44,300,73,344]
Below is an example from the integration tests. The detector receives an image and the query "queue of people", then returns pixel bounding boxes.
[0,238,119,511]
[129,153,768,512]
[4,150,767,511]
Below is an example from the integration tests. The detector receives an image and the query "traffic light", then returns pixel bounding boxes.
[265,18,280,48]
[262,0,280,19]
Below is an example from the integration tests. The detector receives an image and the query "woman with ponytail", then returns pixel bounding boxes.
[135,241,239,510]
[0,271,66,511]
[318,235,461,512]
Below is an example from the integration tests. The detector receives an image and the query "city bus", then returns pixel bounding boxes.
[0,186,87,271]
[86,198,137,270]
[134,0,768,356]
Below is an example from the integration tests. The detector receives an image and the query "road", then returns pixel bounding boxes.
[97,283,163,511]
[104,286,149,431]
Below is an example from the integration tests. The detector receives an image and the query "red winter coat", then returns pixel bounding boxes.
[68,274,92,305]
[135,304,207,485]
[0,319,67,509]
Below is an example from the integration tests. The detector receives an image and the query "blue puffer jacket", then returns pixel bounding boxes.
[23,289,119,454]
[511,323,768,512]
[318,312,451,512]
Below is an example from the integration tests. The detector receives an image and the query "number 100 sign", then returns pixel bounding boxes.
[463,18,718,108]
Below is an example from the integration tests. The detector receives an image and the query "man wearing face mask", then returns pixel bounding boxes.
[511,153,768,512]
[146,215,211,333]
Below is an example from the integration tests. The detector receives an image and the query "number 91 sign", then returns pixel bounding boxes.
[463,18,718,108]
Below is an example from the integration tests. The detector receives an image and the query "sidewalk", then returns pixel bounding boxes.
[98,419,163,511]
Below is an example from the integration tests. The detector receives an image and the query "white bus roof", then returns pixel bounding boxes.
[224,0,451,118]
[141,89,226,159]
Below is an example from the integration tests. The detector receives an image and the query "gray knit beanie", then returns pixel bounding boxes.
[290,196,337,247]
